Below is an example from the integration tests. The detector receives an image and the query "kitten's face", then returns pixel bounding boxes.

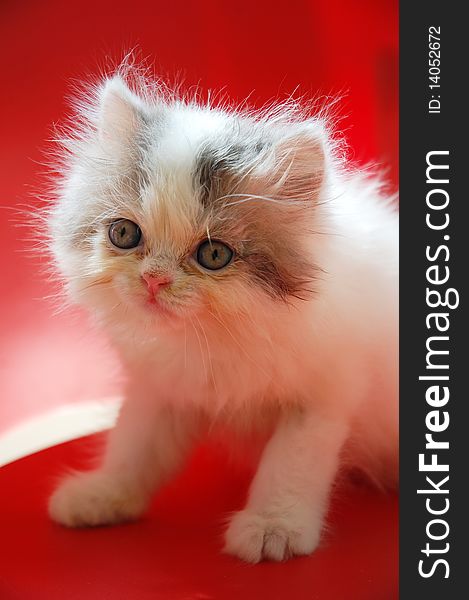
[78,186,265,325]
[51,76,326,332]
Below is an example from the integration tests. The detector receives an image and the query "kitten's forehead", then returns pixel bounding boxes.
[194,138,269,208]
[138,107,262,241]
[154,106,231,172]
[132,107,225,246]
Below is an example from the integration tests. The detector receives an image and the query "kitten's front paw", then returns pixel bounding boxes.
[224,508,321,563]
[49,471,147,528]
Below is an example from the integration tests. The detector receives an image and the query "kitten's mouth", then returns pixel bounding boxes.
[145,294,175,317]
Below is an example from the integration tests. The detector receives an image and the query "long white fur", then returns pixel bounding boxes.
[47,68,398,563]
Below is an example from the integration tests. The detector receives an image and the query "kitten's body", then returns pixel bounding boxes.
[48,71,398,563]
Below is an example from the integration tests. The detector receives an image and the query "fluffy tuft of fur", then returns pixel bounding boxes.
[46,65,398,563]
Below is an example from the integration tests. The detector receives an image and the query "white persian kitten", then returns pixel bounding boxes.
[47,69,398,563]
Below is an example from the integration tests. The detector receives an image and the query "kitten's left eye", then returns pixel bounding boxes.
[196,239,233,270]
[108,219,142,249]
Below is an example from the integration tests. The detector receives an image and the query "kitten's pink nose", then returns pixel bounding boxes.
[142,273,173,295]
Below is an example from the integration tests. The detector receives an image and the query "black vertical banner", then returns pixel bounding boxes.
[400,2,466,598]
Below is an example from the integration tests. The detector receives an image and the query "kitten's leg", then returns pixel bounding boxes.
[49,386,198,527]
[224,410,348,563]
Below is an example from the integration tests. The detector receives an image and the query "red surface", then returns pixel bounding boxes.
[0,1,398,597]
[0,434,398,600]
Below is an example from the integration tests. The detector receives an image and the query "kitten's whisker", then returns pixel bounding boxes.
[81,277,113,292]
[194,313,219,397]
[183,318,188,374]
[217,193,288,207]
[188,315,208,386]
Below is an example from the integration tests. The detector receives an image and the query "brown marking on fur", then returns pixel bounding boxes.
[195,147,241,209]
[193,135,324,301]
[242,250,318,301]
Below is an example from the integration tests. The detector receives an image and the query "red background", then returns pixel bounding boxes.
[0,1,398,598]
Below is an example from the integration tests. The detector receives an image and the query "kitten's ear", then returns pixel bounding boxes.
[97,76,143,145]
[265,123,326,204]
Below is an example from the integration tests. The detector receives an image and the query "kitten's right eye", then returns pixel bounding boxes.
[108,219,142,249]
